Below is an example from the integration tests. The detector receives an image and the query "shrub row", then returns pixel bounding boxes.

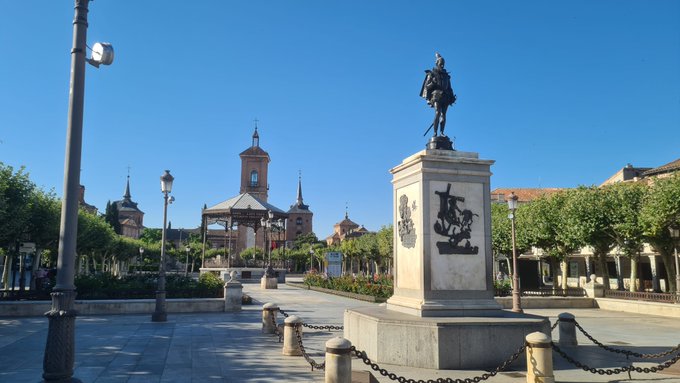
[74,272,224,299]
[303,272,393,299]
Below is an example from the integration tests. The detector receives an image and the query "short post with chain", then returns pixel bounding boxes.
[262,303,279,334]
[526,332,554,383]
[283,315,303,356]
[558,312,577,347]
[325,337,352,383]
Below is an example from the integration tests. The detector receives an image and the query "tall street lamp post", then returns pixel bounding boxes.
[138,247,144,273]
[507,192,523,313]
[669,224,680,297]
[43,1,113,381]
[184,246,191,276]
[152,170,174,322]
[261,211,275,276]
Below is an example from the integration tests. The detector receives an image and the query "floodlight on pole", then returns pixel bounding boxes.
[43,1,114,381]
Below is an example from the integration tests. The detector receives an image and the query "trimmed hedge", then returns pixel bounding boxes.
[303,272,393,299]
[74,273,224,299]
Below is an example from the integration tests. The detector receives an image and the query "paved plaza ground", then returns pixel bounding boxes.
[1,282,680,382]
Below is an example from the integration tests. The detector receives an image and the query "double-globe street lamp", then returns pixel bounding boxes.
[260,210,275,276]
[152,170,174,322]
[43,1,114,381]
[507,192,523,313]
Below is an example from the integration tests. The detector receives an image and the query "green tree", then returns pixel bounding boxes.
[640,174,680,293]
[292,232,320,250]
[341,238,360,274]
[376,225,393,274]
[240,246,263,266]
[0,164,35,288]
[522,191,582,289]
[104,200,121,234]
[491,201,532,278]
[563,186,617,289]
[605,182,646,291]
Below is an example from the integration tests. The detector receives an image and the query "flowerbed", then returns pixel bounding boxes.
[303,272,393,299]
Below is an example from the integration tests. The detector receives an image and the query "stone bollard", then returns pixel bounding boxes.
[224,271,243,312]
[325,337,352,383]
[558,312,577,347]
[282,315,303,356]
[262,303,279,334]
[526,332,554,383]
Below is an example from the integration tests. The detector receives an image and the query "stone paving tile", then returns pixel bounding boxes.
[2,283,680,382]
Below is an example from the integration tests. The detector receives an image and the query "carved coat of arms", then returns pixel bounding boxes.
[397,194,416,248]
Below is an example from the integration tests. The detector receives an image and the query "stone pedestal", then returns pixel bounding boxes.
[261,276,278,289]
[345,148,549,369]
[584,274,604,298]
[386,149,500,317]
[224,271,242,311]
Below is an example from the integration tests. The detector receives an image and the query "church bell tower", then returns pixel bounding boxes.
[239,125,270,201]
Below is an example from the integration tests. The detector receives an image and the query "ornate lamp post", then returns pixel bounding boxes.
[43,1,114,380]
[309,248,315,272]
[138,247,144,273]
[261,211,275,277]
[152,170,174,322]
[507,192,523,313]
[669,224,680,297]
[184,246,191,276]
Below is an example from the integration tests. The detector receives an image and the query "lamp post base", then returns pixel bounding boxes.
[43,290,79,382]
[152,290,167,322]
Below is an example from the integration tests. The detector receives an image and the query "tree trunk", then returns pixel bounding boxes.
[558,257,568,290]
[596,252,611,290]
[1,254,11,290]
[660,253,676,293]
[30,250,42,290]
[629,256,638,292]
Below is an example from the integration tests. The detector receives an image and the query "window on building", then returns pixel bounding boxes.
[296,217,303,226]
[250,170,258,187]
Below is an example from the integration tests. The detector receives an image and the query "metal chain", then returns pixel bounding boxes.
[349,344,526,383]
[573,320,680,359]
[276,308,342,330]
[270,313,283,343]
[552,342,680,375]
[551,319,559,331]
[295,324,326,371]
[302,323,344,331]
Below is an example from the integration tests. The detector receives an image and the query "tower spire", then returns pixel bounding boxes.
[124,174,131,200]
[252,119,260,147]
[296,170,304,205]
[345,202,349,219]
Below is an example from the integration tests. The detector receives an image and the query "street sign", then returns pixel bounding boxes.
[19,242,36,252]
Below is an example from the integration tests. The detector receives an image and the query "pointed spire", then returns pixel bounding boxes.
[252,119,260,147]
[345,202,349,219]
[124,175,131,199]
[296,170,304,205]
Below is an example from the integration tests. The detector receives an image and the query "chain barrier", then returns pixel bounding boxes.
[302,323,344,331]
[552,342,680,375]
[551,318,559,331]
[276,308,343,331]
[294,324,326,371]
[573,320,680,359]
[349,343,526,383]
[269,313,283,343]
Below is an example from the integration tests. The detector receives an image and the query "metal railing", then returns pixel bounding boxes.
[604,289,680,304]
[521,288,586,297]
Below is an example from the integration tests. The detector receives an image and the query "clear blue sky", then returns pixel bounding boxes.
[1,1,679,236]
